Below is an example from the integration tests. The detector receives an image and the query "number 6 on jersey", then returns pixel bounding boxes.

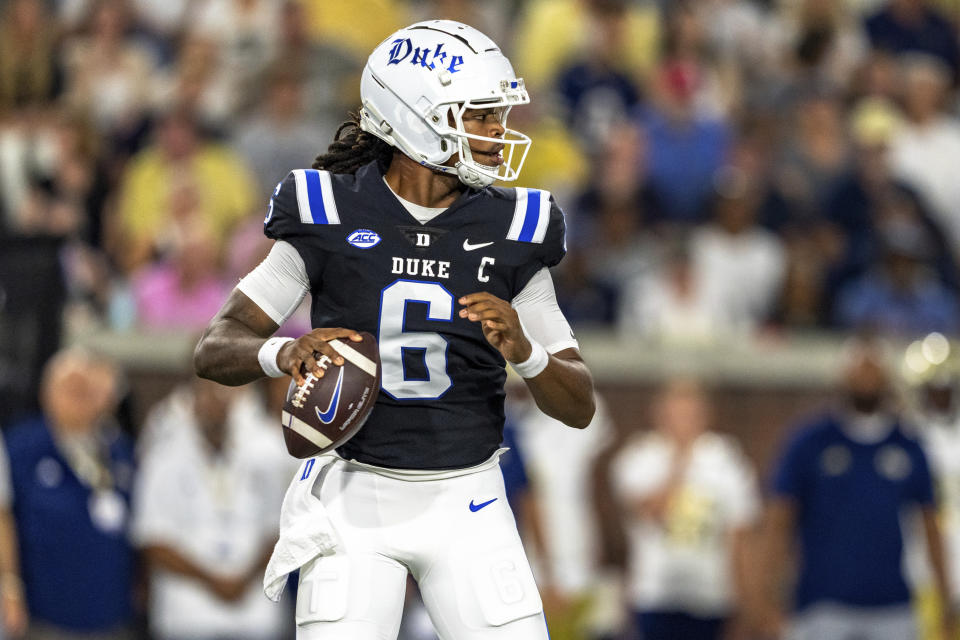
[378,280,454,400]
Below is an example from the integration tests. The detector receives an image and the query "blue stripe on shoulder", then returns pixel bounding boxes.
[518,189,541,243]
[304,170,328,224]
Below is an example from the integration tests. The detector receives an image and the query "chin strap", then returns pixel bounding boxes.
[456,162,495,189]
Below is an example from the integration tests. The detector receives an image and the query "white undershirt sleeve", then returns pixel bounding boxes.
[511,267,579,354]
[236,240,310,325]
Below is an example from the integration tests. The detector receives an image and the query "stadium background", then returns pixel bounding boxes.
[2,0,960,639]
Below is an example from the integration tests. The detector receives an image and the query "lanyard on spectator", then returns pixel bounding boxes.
[55,425,115,492]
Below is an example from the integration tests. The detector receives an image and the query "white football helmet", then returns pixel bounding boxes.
[359,20,531,189]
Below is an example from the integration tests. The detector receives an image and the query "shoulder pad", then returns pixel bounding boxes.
[503,187,567,272]
[506,187,552,244]
[264,169,341,240]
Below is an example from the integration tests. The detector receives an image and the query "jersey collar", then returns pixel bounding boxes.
[358,161,486,227]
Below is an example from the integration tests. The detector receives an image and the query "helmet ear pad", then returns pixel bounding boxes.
[360,67,459,165]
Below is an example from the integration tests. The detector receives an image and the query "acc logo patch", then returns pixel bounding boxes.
[347,229,381,249]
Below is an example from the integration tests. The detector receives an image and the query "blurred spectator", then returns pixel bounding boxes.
[113,107,256,273]
[509,386,615,640]
[865,0,960,81]
[611,378,760,640]
[554,0,641,154]
[131,220,231,331]
[774,88,851,221]
[61,0,155,148]
[232,69,328,196]
[653,2,736,121]
[513,0,660,93]
[268,1,361,140]
[835,220,960,336]
[131,0,192,45]
[188,0,281,119]
[689,175,786,332]
[698,0,781,94]
[828,100,913,291]
[621,173,786,340]
[640,7,732,224]
[779,0,868,90]
[618,238,719,342]
[0,0,62,113]
[152,37,235,132]
[888,54,960,255]
[22,111,110,246]
[759,339,954,640]
[10,110,116,325]
[908,361,960,640]
[573,127,659,292]
[300,0,410,62]
[132,377,290,640]
[5,348,135,639]
[554,250,620,327]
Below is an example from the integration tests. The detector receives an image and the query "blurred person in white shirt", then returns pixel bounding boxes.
[691,170,786,334]
[188,0,281,117]
[906,353,960,640]
[611,378,760,640]
[132,377,293,640]
[889,53,960,255]
[508,383,617,639]
[618,237,721,343]
[618,171,785,341]
[62,0,156,141]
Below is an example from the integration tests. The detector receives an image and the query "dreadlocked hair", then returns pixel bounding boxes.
[312,112,395,174]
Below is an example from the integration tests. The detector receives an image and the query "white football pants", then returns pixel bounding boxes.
[295,456,549,640]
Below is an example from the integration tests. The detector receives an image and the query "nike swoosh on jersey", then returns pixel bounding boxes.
[469,498,498,512]
[315,367,345,424]
[463,239,494,251]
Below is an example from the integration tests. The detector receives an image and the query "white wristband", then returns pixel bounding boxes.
[509,340,549,378]
[258,337,294,378]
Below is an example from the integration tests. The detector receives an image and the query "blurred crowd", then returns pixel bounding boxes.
[4,0,960,639]
[5,0,960,343]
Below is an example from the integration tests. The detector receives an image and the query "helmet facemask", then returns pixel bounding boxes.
[445,101,531,189]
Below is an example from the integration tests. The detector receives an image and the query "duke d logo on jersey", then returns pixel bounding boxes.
[398,226,446,251]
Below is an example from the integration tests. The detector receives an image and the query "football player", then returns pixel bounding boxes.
[194,20,595,640]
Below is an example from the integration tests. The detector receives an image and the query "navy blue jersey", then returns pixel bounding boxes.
[772,412,934,611]
[263,161,566,469]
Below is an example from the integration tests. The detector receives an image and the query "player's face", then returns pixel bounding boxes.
[459,107,506,168]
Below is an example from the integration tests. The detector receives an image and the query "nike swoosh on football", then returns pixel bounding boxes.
[315,367,345,424]
[469,498,498,512]
[463,239,494,251]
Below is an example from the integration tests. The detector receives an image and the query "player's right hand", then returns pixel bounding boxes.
[277,328,364,386]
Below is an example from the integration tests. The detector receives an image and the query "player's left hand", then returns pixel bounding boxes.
[459,292,531,364]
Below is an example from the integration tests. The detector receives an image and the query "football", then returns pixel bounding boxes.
[280,332,381,458]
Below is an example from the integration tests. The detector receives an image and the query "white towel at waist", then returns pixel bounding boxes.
[262,448,509,600]
[263,456,339,602]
